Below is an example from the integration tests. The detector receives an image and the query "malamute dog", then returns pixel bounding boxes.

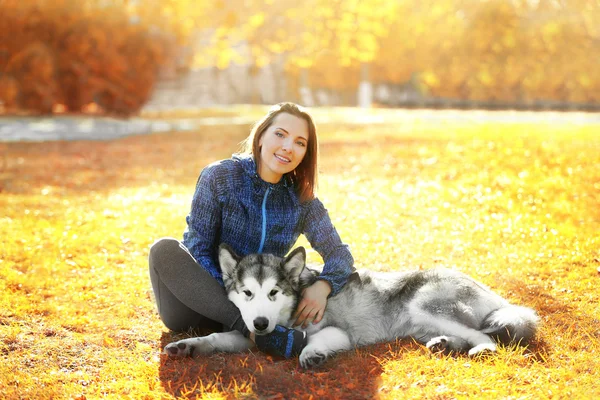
[164,244,539,368]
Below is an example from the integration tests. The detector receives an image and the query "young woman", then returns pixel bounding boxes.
[149,102,355,358]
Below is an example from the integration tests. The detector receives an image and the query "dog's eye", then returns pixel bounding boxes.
[243,290,252,297]
[269,289,278,297]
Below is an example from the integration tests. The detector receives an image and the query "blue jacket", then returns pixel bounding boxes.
[183,154,354,296]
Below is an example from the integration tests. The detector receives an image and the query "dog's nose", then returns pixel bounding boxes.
[253,317,269,332]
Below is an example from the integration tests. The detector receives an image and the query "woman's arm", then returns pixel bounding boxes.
[183,166,223,284]
[293,198,355,327]
[302,197,355,296]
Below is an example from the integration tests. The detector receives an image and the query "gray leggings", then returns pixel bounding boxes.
[148,237,248,334]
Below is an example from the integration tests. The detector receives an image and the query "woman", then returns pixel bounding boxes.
[149,102,354,358]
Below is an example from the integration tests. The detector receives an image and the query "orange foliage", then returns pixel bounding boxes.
[0,0,170,116]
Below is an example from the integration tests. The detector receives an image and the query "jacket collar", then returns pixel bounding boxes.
[233,153,294,190]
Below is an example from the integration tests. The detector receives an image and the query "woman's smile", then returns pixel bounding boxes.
[274,154,291,164]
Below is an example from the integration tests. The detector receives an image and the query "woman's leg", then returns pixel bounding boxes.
[148,237,248,335]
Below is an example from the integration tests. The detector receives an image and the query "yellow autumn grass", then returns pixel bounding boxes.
[1,110,599,399]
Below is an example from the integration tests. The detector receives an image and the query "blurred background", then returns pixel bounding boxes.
[1,0,599,117]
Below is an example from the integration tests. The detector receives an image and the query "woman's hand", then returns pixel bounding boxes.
[293,280,332,328]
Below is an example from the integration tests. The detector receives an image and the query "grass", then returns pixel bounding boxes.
[1,109,599,399]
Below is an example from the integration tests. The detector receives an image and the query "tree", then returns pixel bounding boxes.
[0,0,170,115]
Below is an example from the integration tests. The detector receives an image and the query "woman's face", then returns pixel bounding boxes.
[258,112,309,184]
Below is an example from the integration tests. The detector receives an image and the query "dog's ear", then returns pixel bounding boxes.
[282,246,306,289]
[219,243,240,289]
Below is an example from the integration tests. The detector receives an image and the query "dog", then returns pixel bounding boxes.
[164,244,539,368]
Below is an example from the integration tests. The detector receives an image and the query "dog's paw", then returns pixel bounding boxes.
[468,343,497,357]
[163,339,197,358]
[426,336,450,354]
[299,348,328,369]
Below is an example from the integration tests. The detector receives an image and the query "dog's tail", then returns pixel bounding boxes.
[481,305,539,345]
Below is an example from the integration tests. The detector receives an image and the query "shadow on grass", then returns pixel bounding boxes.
[158,330,392,399]
[157,330,554,399]
[0,130,245,195]
[496,275,600,361]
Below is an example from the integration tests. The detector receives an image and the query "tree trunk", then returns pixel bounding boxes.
[358,62,372,108]
[299,68,314,107]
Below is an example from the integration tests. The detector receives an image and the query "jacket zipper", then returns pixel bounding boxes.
[257,186,271,253]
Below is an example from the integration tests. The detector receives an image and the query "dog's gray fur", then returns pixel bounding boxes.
[164,244,539,368]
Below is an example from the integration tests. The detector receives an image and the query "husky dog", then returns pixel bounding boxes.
[164,244,539,368]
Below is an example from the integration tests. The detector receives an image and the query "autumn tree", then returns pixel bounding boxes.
[0,0,170,115]
[368,0,600,106]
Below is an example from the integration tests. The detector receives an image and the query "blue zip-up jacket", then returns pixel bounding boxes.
[183,154,355,296]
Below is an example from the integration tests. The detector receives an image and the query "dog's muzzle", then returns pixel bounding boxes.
[253,317,269,333]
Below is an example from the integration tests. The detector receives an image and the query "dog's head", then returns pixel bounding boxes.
[219,244,306,335]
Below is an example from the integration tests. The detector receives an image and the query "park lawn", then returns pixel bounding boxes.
[1,110,599,399]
